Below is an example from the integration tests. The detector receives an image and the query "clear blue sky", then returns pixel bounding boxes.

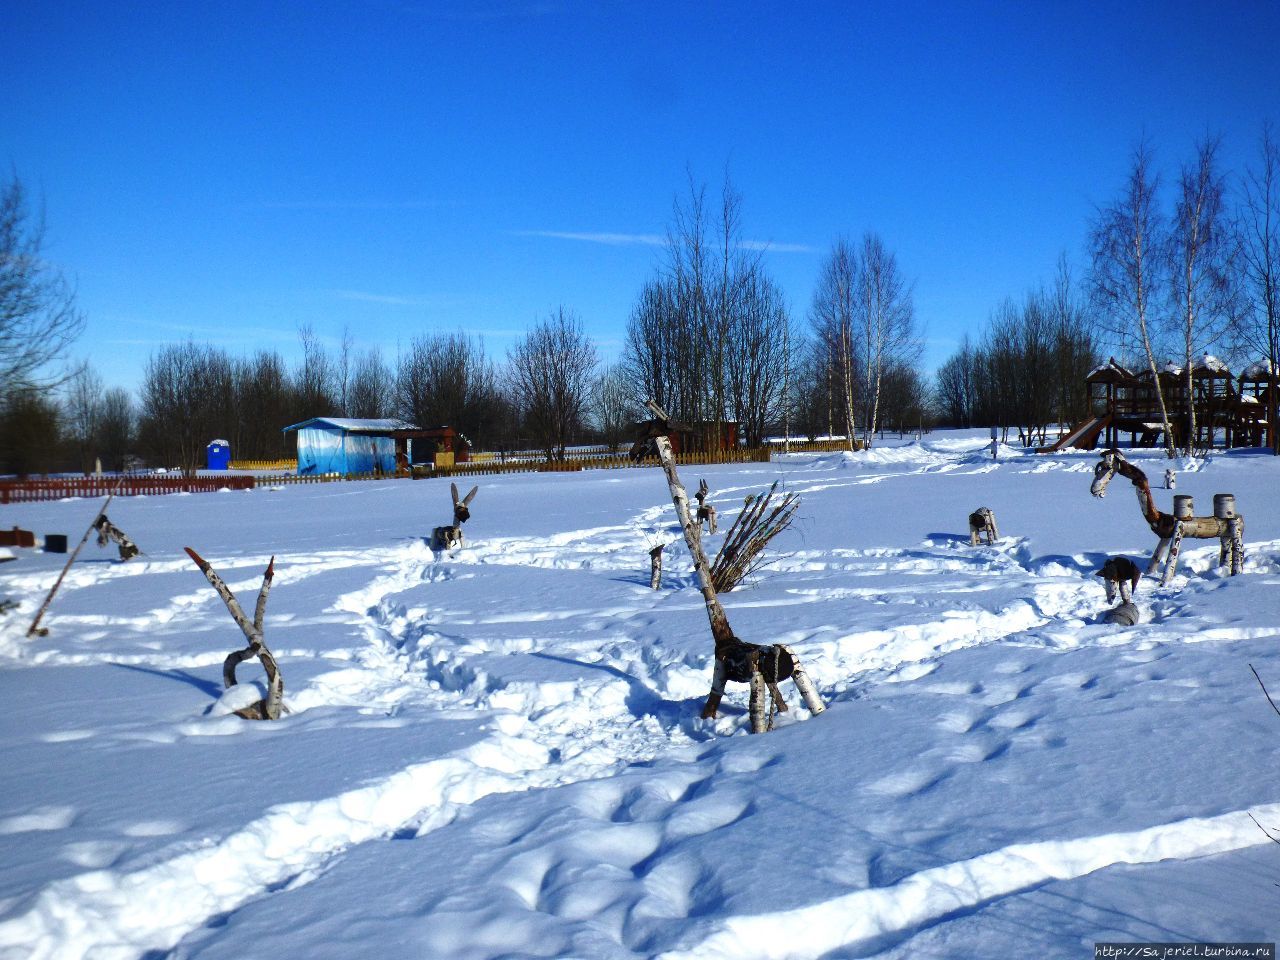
[3,1,1278,392]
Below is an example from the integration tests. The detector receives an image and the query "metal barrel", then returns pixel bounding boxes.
[1213,493,1236,519]
[1173,495,1195,519]
[1104,602,1141,626]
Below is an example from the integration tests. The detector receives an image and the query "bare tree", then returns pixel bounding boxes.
[1170,136,1239,452]
[1239,123,1280,453]
[810,238,860,450]
[395,331,502,445]
[0,175,85,394]
[1091,140,1177,458]
[294,324,337,416]
[725,269,792,446]
[97,387,136,472]
[139,341,234,474]
[64,365,104,473]
[591,362,638,451]
[855,232,920,445]
[507,308,598,459]
[233,350,292,460]
[348,347,393,419]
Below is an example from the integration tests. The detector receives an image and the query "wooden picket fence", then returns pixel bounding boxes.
[0,475,256,504]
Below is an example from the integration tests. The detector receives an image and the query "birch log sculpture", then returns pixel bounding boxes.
[94,513,140,560]
[432,482,478,551]
[642,400,824,732]
[968,507,998,546]
[695,479,718,535]
[185,548,283,720]
[1091,449,1244,585]
[649,543,664,589]
[1096,556,1142,603]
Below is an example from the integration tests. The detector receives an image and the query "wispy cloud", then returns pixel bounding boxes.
[515,230,816,254]
[249,199,446,212]
[329,289,441,307]
[512,230,667,247]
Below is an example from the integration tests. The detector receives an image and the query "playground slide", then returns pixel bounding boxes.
[1037,413,1111,453]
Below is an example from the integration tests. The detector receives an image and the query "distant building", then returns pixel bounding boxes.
[282,418,470,475]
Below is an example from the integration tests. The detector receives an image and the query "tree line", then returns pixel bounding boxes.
[1,169,936,477]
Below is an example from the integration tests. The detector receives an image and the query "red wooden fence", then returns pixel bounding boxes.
[0,476,256,504]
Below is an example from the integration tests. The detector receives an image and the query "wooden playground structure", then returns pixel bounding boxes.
[1040,356,1278,453]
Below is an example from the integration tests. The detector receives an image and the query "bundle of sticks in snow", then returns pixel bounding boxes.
[708,481,798,593]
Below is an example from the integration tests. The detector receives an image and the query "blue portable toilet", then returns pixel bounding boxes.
[207,439,231,470]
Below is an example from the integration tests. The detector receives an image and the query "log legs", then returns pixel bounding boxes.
[701,643,825,730]
[1161,523,1185,586]
[700,658,727,719]
[1148,537,1171,577]
[649,543,664,590]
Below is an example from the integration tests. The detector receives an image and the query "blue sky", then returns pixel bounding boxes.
[3,1,1278,392]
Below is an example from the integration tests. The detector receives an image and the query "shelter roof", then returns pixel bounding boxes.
[1190,354,1232,377]
[283,417,423,434]
[1086,358,1135,382]
[1242,360,1278,381]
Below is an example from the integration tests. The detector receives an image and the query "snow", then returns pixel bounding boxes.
[1,432,1279,959]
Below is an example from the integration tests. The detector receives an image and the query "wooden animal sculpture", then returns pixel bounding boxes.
[968,507,999,546]
[185,549,283,720]
[695,479,718,534]
[1096,556,1142,603]
[93,513,139,561]
[1090,448,1244,585]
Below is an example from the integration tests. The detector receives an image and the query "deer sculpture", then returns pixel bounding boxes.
[1090,448,1244,585]
[432,483,478,552]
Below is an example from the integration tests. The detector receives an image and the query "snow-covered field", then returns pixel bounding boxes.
[1,433,1278,960]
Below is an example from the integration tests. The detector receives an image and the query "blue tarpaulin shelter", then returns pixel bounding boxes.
[206,439,231,470]
[283,418,424,476]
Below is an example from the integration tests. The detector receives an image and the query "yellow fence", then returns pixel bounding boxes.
[229,459,298,471]
[771,438,862,453]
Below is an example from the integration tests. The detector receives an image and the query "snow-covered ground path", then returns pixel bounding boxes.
[1,434,1278,959]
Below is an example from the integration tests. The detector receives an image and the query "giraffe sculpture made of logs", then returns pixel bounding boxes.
[1090,448,1244,586]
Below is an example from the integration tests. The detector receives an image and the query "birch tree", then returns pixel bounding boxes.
[1170,136,1238,452]
[810,238,860,450]
[1091,140,1177,458]
[855,233,919,446]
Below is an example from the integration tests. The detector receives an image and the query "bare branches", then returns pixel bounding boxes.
[710,481,799,593]
[186,548,283,721]
[0,176,85,392]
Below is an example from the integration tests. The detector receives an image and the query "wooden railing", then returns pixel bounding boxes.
[0,475,256,504]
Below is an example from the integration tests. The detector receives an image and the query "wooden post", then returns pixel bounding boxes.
[27,490,119,637]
